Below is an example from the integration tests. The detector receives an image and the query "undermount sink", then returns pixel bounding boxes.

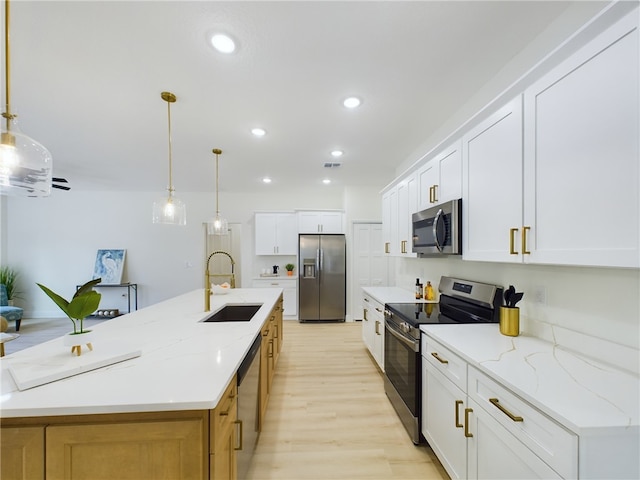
[201,304,263,323]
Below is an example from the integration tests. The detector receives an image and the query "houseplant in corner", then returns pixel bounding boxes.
[37,278,102,355]
[285,263,295,276]
[0,266,21,305]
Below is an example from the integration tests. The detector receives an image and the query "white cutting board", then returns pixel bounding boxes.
[8,341,142,391]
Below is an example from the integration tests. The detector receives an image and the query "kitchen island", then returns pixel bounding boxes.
[0,288,284,480]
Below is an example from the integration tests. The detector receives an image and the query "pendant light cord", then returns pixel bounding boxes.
[215,151,220,215]
[2,0,16,131]
[166,99,174,196]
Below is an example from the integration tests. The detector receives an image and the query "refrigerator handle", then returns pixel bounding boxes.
[316,249,320,275]
[319,248,324,272]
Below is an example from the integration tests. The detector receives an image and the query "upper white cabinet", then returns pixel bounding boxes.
[462,96,524,264]
[418,140,462,210]
[254,213,297,255]
[297,211,344,233]
[382,173,418,257]
[462,9,639,268]
[522,11,639,268]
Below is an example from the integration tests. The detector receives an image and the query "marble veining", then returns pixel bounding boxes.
[420,324,639,435]
[0,288,281,418]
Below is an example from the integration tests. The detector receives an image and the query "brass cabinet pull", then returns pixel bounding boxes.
[375,307,383,313]
[219,391,236,416]
[234,420,243,451]
[431,352,449,364]
[363,308,368,321]
[489,398,524,422]
[455,400,464,428]
[401,240,407,253]
[268,339,274,358]
[429,186,434,203]
[432,184,438,203]
[375,320,380,335]
[522,226,531,255]
[384,242,390,254]
[509,228,519,254]
[464,408,473,437]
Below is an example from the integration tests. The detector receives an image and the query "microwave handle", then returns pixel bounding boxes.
[433,208,444,252]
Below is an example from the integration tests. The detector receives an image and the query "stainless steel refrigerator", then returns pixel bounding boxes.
[298,234,346,322]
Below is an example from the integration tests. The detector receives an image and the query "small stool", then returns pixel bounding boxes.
[1,316,19,356]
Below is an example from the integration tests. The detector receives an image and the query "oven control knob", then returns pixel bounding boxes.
[401,321,411,333]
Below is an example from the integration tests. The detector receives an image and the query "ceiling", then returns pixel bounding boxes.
[3,1,576,194]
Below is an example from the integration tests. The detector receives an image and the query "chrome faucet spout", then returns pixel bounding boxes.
[204,250,236,311]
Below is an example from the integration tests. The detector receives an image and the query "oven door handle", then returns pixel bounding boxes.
[385,320,419,352]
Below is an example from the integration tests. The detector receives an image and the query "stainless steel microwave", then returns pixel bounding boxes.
[412,199,462,256]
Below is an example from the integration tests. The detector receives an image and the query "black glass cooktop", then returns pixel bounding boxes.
[386,298,499,326]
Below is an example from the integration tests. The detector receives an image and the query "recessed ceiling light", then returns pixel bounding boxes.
[331,150,343,158]
[343,97,361,109]
[211,34,236,54]
[262,177,272,184]
[251,128,266,137]
[323,179,331,185]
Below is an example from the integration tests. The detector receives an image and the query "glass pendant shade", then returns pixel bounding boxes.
[152,91,186,225]
[208,148,228,236]
[1,0,52,197]
[207,214,228,235]
[0,116,53,196]
[152,193,186,225]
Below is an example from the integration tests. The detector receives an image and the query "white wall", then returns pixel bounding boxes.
[2,186,379,318]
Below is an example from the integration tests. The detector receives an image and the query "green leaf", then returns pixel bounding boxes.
[36,283,71,316]
[74,278,102,299]
[67,291,102,320]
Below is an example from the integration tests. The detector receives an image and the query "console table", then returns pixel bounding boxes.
[77,283,138,318]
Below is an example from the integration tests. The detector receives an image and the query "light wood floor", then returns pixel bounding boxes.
[246,321,449,480]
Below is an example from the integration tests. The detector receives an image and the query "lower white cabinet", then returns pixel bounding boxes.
[361,291,384,371]
[421,335,575,480]
[467,397,561,480]
[252,278,297,318]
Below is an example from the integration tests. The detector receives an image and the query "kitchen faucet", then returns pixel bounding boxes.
[204,251,236,311]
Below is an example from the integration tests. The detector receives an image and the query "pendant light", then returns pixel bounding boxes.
[152,91,186,225]
[0,0,53,196]
[207,148,228,235]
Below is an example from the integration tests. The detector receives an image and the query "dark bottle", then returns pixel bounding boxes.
[415,278,423,299]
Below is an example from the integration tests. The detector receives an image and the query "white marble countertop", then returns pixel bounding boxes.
[361,286,423,304]
[420,324,640,435]
[0,288,281,418]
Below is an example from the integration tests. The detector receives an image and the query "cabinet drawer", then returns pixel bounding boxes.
[421,336,467,392]
[468,366,577,479]
[210,376,238,454]
[362,294,385,317]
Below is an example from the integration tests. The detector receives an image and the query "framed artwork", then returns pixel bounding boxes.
[93,249,126,284]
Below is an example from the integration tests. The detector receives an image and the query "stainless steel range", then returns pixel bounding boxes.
[383,276,503,444]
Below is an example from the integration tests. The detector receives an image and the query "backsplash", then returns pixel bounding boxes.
[397,257,640,375]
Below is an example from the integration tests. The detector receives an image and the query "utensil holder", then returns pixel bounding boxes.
[500,307,519,337]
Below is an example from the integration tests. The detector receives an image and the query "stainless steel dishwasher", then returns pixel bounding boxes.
[237,333,261,478]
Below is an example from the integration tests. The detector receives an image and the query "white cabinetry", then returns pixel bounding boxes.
[418,140,462,210]
[297,211,344,233]
[361,290,384,371]
[254,213,297,255]
[421,335,574,480]
[252,278,297,318]
[381,173,417,257]
[462,96,524,263]
[522,11,639,268]
[463,11,639,268]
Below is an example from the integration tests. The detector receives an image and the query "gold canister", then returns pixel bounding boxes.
[500,307,520,337]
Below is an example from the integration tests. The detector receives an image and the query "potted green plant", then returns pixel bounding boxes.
[285,263,295,276]
[0,266,21,304]
[37,278,102,336]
